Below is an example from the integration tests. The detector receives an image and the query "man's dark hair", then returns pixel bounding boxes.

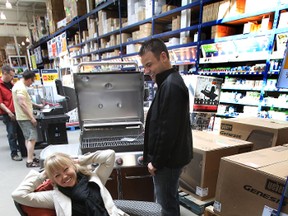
[2,64,13,74]
[139,38,169,60]
[22,70,35,80]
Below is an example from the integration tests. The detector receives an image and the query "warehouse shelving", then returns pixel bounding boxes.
[28,0,288,119]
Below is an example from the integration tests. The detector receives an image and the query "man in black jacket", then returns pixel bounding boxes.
[139,38,193,216]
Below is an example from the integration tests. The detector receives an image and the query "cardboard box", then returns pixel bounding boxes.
[219,117,288,150]
[116,33,132,44]
[203,2,219,23]
[162,4,177,13]
[46,0,65,34]
[181,36,192,44]
[243,22,258,34]
[211,25,236,38]
[217,0,230,20]
[172,15,181,30]
[260,17,273,31]
[214,146,288,215]
[180,130,253,200]
[229,0,245,16]
[64,0,87,23]
[218,0,245,19]
[88,18,97,39]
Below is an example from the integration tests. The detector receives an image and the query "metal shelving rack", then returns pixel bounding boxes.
[29,0,288,118]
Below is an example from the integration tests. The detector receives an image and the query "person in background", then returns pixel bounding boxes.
[12,70,42,168]
[0,65,26,161]
[139,38,193,216]
[12,149,128,216]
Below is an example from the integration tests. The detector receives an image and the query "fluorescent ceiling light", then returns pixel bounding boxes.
[6,0,12,9]
[21,41,25,46]
[0,12,7,20]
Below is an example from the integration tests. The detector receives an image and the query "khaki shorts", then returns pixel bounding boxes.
[18,120,38,141]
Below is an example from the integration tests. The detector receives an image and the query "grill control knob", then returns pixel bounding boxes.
[116,157,123,166]
[137,156,144,165]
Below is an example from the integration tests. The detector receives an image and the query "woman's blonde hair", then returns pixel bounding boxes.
[44,152,91,182]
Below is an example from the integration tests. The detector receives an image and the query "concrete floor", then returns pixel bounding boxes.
[0,121,196,215]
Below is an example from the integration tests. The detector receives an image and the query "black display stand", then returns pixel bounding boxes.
[36,114,69,148]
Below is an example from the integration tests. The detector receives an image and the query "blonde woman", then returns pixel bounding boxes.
[12,149,128,216]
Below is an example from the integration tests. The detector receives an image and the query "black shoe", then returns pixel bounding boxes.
[33,158,40,163]
[26,161,40,168]
[12,155,23,161]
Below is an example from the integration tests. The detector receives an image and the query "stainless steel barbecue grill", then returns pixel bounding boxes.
[73,62,145,154]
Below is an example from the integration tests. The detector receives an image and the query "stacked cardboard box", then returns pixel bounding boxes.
[107,18,120,32]
[214,146,288,215]
[116,33,132,44]
[217,0,230,20]
[64,0,87,23]
[87,18,97,39]
[162,4,177,13]
[180,130,253,201]
[219,117,288,150]
[218,0,245,19]
[46,0,65,34]
[172,15,181,31]
[211,25,236,38]
[202,2,219,23]
[229,0,246,17]
[243,21,259,33]
[97,10,118,35]
[203,0,245,23]
[132,23,163,40]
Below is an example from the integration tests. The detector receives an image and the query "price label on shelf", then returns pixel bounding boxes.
[35,73,41,81]
[42,74,58,82]
[41,69,58,83]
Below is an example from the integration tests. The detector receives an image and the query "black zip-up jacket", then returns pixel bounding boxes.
[144,68,193,169]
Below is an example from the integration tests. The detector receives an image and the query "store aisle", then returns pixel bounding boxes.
[0,121,194,215]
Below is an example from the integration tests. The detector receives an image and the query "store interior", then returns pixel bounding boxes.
[0,0,288,215]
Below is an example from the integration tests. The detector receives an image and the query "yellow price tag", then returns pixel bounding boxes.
[35,74,41,81]
[43,74,58,82]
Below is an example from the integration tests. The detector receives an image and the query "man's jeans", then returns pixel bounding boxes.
[2,114,26,157]
[153,166,182,216]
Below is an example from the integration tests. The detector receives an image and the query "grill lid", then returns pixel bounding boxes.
[74,71,144,129]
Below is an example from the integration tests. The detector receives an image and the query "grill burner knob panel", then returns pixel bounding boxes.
[116,157,123,166]
[137,156,144,165]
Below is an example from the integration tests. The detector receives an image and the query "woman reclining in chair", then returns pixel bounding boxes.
[12,149,129,216]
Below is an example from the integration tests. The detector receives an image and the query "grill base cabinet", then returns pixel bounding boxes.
[106,167,154,202]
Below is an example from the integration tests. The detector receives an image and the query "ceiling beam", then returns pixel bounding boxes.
[0,6,46,13]
[15,0,47,3]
